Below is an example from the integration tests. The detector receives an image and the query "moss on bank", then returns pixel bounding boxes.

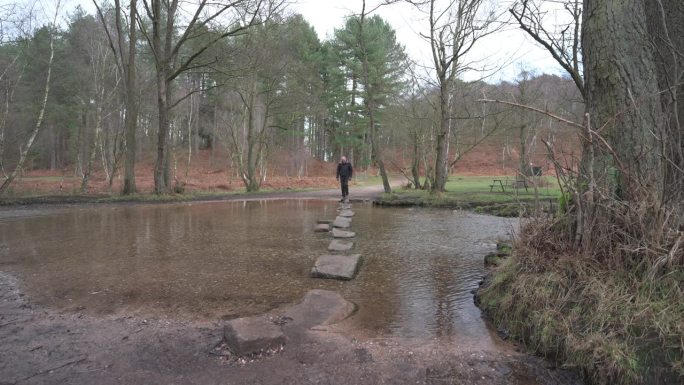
[477,241,683,384]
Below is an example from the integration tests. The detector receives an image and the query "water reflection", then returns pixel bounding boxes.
[0,200,516,346]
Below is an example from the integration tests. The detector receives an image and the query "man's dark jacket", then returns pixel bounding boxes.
[337,162,353,179]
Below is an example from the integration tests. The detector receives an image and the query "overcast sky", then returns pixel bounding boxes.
[290,0,566,82]
[59,0,567,82]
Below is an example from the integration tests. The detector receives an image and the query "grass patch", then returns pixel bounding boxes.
[376,175,563,214]
[478,221,684,384]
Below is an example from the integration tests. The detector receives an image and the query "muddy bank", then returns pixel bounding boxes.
[0,272,583,385]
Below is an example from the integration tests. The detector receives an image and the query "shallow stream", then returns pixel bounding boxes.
[0,200,517,349]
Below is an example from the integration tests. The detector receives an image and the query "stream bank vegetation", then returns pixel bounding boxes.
[479,0,683,384]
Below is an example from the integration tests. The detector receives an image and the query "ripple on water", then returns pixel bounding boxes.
[0,200,517,348]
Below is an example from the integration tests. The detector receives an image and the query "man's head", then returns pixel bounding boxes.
[341,156,348,163]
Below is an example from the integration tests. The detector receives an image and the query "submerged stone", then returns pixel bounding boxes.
[223,316,286,356]
[328,239,354,252]
[332,216,352,228]
[338,210,354,218]
[314,223,330,232]
[311,254,363,281]
[332,228,355,238]
[317,219,332,225]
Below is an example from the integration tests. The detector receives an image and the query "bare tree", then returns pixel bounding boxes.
[93,0,139,195]
[510,0,584,99]
[409,0,498,192]
[138,0,278,194]
[79,20,121,192]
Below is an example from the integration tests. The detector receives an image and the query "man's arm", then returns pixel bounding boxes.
[336,163,340,179]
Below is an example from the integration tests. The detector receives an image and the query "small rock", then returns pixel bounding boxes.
[314,223,330,232]
[223,316,286,356]
[328,239,354,252]
[332,228,355,238]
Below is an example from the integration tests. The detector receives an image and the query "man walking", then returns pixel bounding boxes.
[336,156,353,202]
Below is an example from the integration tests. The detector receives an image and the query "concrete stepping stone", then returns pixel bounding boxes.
[311,254,363,281]
[223,316,286,356]
[338,204,352,210]
[314,223,330,232]
[338,210,354,217]
[282,289,356,328]
[332,216,352,228]
[332,228,355,238]
[328,239,354,252]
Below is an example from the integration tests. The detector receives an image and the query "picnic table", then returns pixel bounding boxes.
[489,178,529,193]
[489,179,506,192]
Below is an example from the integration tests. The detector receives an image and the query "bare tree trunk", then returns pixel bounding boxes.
[95,0,139,194]
[411,131,422,189]
[121,0,138,195]
[184,90,194,186]
[433,77,450,192]
[357,0,391,193]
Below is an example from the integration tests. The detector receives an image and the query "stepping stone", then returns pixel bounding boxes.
[314,223,330,232]
[328,239,354,252]
[311,254,363,281]
[338,204,352,210]
[332,216,352,228]
[317,219,332,225]
[224,316,286,356]
[282,289,356,328]
[338,210,354,217]
[332,228,355,238]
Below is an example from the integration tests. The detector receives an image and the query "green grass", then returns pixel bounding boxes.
[378,175,563,208]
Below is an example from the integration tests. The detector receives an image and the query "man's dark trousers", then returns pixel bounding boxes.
[340,177,349,198]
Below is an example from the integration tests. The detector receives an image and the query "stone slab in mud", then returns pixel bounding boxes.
[332,216,352,228]
[224,316,286,356]
[332,228,355,238]
[311,255,363,281]
[314,223,330,232]
[338,210,354,218]
[328,239,354,252]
